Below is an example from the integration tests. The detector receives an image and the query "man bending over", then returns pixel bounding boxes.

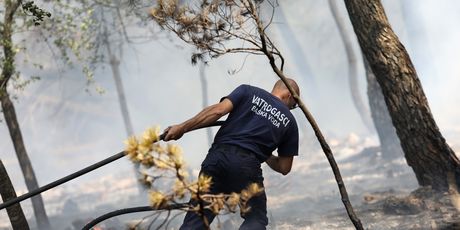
[164,79,300,230]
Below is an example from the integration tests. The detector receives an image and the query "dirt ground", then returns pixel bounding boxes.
[6,133,460,230]
[260,133,460,230]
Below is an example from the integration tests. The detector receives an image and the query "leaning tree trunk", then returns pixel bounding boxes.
[0,160,30,230]
[329,0,403,159]
[327,0,374,133]
[363,57,403,160]
[0,91,52,230]
[344,0,460,191]
[1,1,51,229]
[329,0,404,160]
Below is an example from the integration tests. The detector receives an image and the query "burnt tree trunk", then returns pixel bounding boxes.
[1,1,51,229]
[0,160,30,230]
[363,57,403,160]
[344,0,460,191]
[329,0,403,160]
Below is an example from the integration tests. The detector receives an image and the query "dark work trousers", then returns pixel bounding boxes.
[179,144,268,230]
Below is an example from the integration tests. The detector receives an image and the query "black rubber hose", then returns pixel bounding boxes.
[82,204,187,230]
[0,151,126,211]
[0,121,225,210]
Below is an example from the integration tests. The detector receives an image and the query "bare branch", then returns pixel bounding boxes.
[115,5,133,43]
[263,0,277,32]
[147,0,364,228]
[154,211,171,230]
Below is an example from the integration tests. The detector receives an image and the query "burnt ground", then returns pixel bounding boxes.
[219,134,460,230]
[260,139,460,230]
[5,134,460,230]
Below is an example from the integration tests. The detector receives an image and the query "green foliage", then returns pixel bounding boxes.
[1,0,102,92]
[10,74,40,99]
[21,1,52,26]
[38,0,160,91]
[43,1,98,67]
[1,0,161,95]
[1,0,52,94]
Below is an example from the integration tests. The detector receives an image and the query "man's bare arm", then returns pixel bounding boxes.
[163,98,233,141]
[265,155,293,175]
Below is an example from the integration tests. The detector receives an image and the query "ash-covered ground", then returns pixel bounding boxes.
[2,132,460,230]
[263,133,460,230]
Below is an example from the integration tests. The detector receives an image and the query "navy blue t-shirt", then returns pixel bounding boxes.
[213,84,299,162]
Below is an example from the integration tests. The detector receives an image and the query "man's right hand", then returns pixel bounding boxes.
[163,124,186,141]
[162,98,233,142]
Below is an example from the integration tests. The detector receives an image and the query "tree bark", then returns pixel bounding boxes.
[0,159,30,230]
[363,57,403,160]
[344,0,460,191]
[1,1,51,229]
[0,91,52,230]
[328,0,403,159]
[327,0,374,133]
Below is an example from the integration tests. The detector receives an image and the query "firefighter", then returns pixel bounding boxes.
[164,79,300,229]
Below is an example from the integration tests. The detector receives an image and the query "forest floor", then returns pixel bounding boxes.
[266,151,460,229]
[218,132,460,230]
[3,132,460,230]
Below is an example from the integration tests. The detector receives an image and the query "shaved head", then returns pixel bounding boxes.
[272,78,300,96]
